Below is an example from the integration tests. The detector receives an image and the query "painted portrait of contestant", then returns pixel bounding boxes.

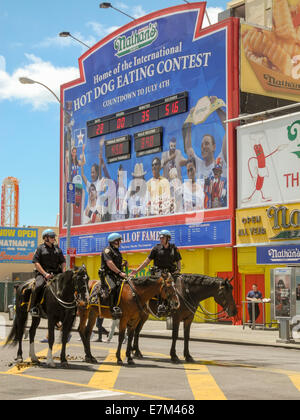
[61,5,231,227]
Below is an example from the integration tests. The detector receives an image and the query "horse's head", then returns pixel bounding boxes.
[72,264,90,307]
[214,277,237,317]
[159,271,180,311]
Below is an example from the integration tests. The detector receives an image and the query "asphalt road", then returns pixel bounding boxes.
[1,329,300,401]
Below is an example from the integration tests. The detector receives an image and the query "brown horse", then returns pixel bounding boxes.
[131,274,238,363]
[78,273,180,365]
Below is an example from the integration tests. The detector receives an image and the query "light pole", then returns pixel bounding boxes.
[59,32,91,49]
[99,2,135,20]
[19,76,72,269]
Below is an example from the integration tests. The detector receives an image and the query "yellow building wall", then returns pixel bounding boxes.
[75,246,233,323]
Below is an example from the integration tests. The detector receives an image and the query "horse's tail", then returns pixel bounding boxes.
[4,316,18,347]
[4,288,29,347]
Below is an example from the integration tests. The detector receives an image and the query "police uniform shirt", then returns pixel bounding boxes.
[148,243,182,272]
[32,243,66,274]
[101,245,123,274]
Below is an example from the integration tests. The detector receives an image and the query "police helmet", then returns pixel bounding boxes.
[108,232,122,243]
[159,230,171,239]
[42,229,56,239]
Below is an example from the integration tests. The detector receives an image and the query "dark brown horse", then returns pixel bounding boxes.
[131,274,237,363]
[5,265,89,368]
[78,273,180,366]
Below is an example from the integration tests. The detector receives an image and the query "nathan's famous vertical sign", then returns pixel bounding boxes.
[61,3,234,230]
[241,0,300,101]
[0,227,38,263]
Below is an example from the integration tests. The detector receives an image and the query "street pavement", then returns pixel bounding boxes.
[1,311,300,350]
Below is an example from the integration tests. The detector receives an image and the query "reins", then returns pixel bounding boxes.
[174,282,228,322]
[47,273,88,310]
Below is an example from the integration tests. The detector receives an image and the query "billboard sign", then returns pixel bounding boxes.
[241,0,300,101]
[60,4,238,248]
[237,112,300,209]
[0,227,38,264]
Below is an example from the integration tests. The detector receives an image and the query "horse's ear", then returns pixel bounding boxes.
[228,277,234,283]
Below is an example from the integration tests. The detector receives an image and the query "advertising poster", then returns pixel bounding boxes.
[60,4,237,240]
[237,112,300,209]
[241,0,300,101]
[274,267,293,318]
[0,227,38,264]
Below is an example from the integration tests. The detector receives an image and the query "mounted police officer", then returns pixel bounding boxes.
[130,229,182,315]
[100,232,127,319]
[29,229,66,317]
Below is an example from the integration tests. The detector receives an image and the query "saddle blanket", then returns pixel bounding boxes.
[88,280,124,308]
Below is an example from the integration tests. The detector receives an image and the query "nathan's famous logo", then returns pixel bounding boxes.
[114,22,158,58]
[287,120,300,159]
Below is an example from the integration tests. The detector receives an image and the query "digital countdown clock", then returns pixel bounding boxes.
[105,135,131,163]
[134,127,163,157]
[87,91,188,138]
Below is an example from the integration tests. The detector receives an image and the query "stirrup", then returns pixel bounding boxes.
[111,306,122,320]
[157,304,168,317]
[30,307,40,317]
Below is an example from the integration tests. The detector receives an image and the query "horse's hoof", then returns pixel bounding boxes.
[127,359,135,366]
[171,356,181,364]
[134,352,143,359]
[16,357,23,364]
[185,356,195,363]
[47,362,56,368]
[61,361,69,369]
[117,360,123,366]
[85,356,98,364]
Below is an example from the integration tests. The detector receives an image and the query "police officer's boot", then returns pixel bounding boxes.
[109,292,122,320]
[29,288,40,317]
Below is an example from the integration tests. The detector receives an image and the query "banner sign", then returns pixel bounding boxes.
[59,220,231,255]
[60,4,237,243]
[237,112,300,209]
[257,245,300,265]
[0,227,38,263]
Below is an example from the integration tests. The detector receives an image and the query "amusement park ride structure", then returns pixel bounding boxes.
[1,177,19,227]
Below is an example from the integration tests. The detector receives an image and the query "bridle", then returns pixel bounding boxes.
[47,268,89,310]
[174,278,230,322]
[159,272,180,310]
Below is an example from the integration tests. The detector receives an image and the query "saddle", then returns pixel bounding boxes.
[89,280,124,308]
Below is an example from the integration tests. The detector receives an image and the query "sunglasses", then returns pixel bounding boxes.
[48,235,56,239]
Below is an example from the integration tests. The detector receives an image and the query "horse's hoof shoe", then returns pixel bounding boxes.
[171,357,181,364]
[117,360,123,366]
[127,360,135,366]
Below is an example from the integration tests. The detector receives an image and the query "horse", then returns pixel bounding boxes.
[131,274,238,364]
[78,271,180,366]
[5,265,89,368]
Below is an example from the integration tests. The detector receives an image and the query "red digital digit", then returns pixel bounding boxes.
[96,123,104,135]
[172,101,179,114]
[165,104,170,116]
[117,117,125,129]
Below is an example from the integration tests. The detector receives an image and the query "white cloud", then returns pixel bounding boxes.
[0,54,79,109]
[87,22,120,38]
[203,7,223,27]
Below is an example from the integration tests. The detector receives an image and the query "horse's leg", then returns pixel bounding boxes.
[126,323,137,366]
[77,307,89,351]
[116,317,127,366]
[46,318,56,368]
[16,309,28,363]
[183,317,194,363]
[60,313,75,368]
[132,316,148,359]
[84,309,98,364]
[170,316,181,363]
[29,316,41,364]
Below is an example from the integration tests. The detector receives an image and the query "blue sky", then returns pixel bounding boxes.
[0,0,226,228]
